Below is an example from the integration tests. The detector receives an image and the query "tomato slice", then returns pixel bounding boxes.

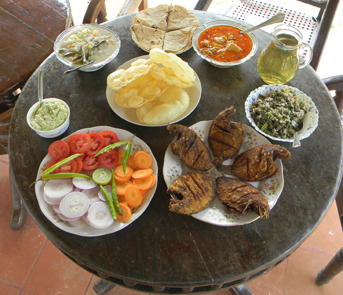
[99,130,120,146]
[48,140,70,160]
[82,155,101,171]
[86,132,106,157]
[45,159,61,174]
[59,159,78,173]
[98,149,119,169]
[67,133,91,154]
[75,155,84,173]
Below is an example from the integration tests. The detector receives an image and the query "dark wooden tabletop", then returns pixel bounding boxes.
[9,11,343,294]
[0,0,71,108]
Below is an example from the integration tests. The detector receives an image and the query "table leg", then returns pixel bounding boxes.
[229,284,253,295]
[93,279,115,295]
[315,248,343,285]
[9,166,27,231]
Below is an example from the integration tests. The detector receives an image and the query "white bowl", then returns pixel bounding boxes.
[245,84,319,142]
[27,98,70,138]
[192,20,258,68]
[54,24,121,72]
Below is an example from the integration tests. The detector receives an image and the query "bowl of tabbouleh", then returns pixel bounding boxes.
[27,98,70,138]
[245,84,319,143]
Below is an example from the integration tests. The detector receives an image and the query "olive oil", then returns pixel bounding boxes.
[257,33,300,84]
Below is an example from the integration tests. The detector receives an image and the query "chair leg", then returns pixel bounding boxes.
[315,248,343,286]
[93,279,115,295]
[229,284,253,295]
[9,166,27,231]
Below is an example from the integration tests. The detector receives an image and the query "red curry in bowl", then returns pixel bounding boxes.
[198,26,253,62]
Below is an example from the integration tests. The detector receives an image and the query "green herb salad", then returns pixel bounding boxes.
[249,89,307,139]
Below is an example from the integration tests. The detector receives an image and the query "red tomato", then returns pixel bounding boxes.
[98,149,119,169]
[99,130,120,146]
[75,155,84,173]
[48,140,70,160]
[86,132,106,157]
[45,159,61,173]
[82,155,100,171]
[67,133,91,154]
[59,159,78,173]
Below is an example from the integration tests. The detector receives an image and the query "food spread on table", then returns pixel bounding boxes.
[166,107,291,220]
[249,89,308,139]
[106,48,196,126]
[131,4,199,54]
[198,25,253,62]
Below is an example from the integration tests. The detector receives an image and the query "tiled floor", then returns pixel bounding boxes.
[2,0,343,294]
[1,152,343,294]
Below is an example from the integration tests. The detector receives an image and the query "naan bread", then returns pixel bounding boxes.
[167,5,200,31]
[131,24,164,51]
[163,27,197,53]
[131,4,169,31]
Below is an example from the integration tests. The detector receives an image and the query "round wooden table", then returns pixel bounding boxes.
[9,11,343,294]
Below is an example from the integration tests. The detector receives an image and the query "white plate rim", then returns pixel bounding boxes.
[35,126,158,237]
[163,120,284,226]
[245,84,319,142]
[106,55,202,127]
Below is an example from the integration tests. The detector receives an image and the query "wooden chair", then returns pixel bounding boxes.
[225,0,340,71]
[315,75,343,285]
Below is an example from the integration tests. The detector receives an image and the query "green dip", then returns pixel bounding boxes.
[30,101,68,131]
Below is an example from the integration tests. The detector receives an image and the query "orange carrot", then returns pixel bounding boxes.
[116,180,132,196]
[140,189,147,199]
[118,195,126,203]
[150,173,156,188]
[133,175,153,190]
[127,156,139,170]
[124,185,143,207]
[116,203,132,222]
[114,174,131,183]
[133,151,152,169]
[117,151,124,165]
[115,165,133,179]
[132,168,153,179]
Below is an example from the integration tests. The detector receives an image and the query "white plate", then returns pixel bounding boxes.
[245,84,319,142]
[35,126,158,237]
[163,120,284,226]
[106,56,202,127]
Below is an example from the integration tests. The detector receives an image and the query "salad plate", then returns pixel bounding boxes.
[106,55,202,127]
[245,84,319,142]
[35,126,158,237]
[163,120,284,226]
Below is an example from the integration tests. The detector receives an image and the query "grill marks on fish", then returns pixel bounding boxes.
[168,171,216,215]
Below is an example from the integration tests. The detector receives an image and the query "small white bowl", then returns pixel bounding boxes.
[27,98,70,138]
[192,20,258,68]
[245,84,319,142]
[54,24,121,72]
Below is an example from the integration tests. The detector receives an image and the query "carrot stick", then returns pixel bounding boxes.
[133,175,153,190]
[131,168,153,179]
[116,203,132,222]
[124,185,143,207]
[133,151,152,169]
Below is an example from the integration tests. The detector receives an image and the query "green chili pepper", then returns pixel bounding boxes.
[111,169,123,218]
[94,140,128,157]
[99,184,117,220]
[42,153,84,176]
[122,140,132,175]
[42,173,91,180]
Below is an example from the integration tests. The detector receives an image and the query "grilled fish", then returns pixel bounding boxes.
[220,144,291,181]
[167,170,216,215]
[167,124,214,171]
[209,107,245,167]
[216,176,270,218]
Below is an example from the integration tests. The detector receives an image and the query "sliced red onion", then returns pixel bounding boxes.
[73,187,82,192]
[44,178,73,200]
[57,213,82,222]
[59,192,90,218]
[44,194,61,205]
[98,184,112,202]
[69,218,87,227]
[82,187,101,204]
[53,204,62,214]
[86,201,114,229]
[72,177,97,190]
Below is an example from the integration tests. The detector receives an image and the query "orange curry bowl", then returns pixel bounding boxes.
[192,20,258,68]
